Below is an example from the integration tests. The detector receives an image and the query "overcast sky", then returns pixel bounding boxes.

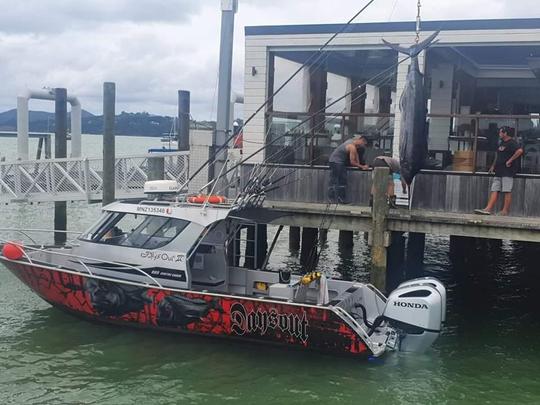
[1,0,539,119]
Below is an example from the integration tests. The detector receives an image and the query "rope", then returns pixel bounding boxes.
[182,0,378,190]
[415,0,422,44]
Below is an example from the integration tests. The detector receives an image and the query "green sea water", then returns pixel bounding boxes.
[0,136,540,404]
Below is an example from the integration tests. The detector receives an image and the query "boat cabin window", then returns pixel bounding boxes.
[81,212,189,249]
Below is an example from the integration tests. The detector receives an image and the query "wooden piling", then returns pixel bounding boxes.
[406,232,426,280]
[54,88,68,245]
[387,232,406,292]
[300,227,318,271]
[102,82,116,206]
[338,230,354,249]
[289,226,300,251]
[177,90,190,151]
[371,167,390,291]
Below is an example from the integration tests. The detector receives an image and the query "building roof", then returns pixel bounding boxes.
[245,18,540,36]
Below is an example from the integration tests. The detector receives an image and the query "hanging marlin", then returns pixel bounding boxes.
[382,31,439,185]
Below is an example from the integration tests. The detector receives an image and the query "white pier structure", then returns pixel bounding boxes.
[0,152,189,203]
[17,89,83,160]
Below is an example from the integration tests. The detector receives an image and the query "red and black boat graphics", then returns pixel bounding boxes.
[2,260,372,357]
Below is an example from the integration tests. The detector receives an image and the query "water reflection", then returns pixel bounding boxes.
[2,202,540,403]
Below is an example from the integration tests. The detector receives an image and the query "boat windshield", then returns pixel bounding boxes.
[81,212,189,249]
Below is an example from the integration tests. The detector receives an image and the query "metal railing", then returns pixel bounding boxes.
[266,111,540,174]
[0,236,163,288]
[0,151,189,203]
[265,111,395,165]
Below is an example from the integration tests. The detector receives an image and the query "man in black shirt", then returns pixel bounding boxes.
[475,126,523,216]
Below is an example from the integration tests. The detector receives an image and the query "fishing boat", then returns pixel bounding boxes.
[0,180,445,358]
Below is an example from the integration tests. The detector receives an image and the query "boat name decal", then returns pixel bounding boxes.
[136,206,173,215]
[393,301,428,309]
[230,302,308,342]
[140,251,185,263]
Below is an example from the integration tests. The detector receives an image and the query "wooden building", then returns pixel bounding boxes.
[243,18,540,173]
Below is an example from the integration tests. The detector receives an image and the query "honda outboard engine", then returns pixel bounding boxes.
[383,278,446,353]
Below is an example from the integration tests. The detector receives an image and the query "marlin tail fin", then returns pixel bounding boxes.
[382,30,440,57]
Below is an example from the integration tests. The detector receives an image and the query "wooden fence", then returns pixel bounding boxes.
[241,164,540,218]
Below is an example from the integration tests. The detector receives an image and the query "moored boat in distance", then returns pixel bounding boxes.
[0,180,446,358]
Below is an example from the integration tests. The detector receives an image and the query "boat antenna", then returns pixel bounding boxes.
[181,0,378,190]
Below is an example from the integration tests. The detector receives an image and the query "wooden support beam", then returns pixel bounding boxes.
[371,167,390,291]
[387,232,406,292]
[339,230,354,248]
[289,226,300,251]
[300,227,319,271]
[406,232,426,280]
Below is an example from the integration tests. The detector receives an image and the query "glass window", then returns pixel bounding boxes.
[81,212,189,249]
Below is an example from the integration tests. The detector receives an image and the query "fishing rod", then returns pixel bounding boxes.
[212,55,411,186]
[209,66,399,199]
[183,0,378,189]
[250,72,397,192]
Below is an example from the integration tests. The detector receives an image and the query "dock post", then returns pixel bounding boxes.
[54,88,68,245]
[300,227,319,271]
[339,230,354,249]
[289,226,300,252]
[178,90,190,151]
[406,232,426,280]
[387,232,406,291]
[102,82,116,206]
[371,167,390,291]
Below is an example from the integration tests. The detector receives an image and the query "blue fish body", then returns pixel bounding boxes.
[382,32,439,185]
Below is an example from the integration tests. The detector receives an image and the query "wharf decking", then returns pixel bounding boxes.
[262,201,540,243]
[241,163,540,290]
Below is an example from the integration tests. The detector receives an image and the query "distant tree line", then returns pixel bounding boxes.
[0,109,216,137]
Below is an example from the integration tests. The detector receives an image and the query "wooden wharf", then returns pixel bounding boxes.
[262,201,540,243]
[241,164,540,291]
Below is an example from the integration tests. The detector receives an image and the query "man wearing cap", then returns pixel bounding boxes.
[328,135,369,204]
[475,126,523,216]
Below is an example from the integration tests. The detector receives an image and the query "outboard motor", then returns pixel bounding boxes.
[383,280,446,353]
[396,277,446,323]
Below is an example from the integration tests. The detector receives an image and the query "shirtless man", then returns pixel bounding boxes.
[328,135,369,203]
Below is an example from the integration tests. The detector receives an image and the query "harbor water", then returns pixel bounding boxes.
[1,136,540,404]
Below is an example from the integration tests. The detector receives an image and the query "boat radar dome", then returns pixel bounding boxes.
[144,180,180,194]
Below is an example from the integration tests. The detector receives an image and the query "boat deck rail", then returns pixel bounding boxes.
[0,228,83,247]
[0,238,164,289]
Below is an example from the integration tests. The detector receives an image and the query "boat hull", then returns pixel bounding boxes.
[2,260,374,358]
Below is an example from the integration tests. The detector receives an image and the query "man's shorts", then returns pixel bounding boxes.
[491,177,514,193]
[372,158,393,180]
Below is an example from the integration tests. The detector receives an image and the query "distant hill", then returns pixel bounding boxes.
[0,109,216,136]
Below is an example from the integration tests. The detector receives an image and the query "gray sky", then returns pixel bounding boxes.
[1,0,538,119]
